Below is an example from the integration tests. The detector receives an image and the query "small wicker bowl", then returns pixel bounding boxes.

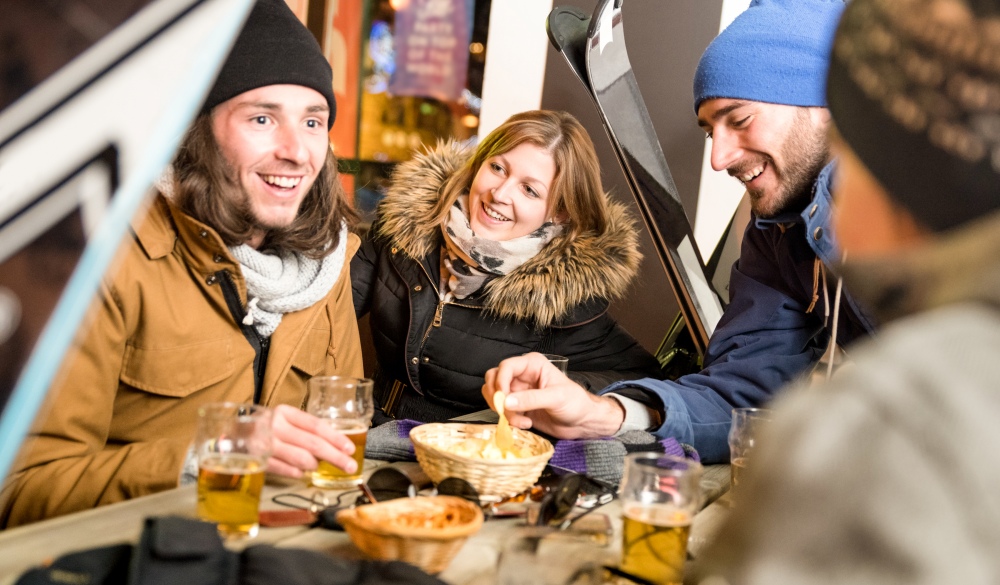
[337,495,483,574]
[410,423,554,499]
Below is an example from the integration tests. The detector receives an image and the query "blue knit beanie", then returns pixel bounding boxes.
[693,0,846,113]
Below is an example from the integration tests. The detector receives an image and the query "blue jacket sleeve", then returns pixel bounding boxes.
[601,221,826,463]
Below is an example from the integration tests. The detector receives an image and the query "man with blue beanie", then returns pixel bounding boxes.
[483,0,878,464]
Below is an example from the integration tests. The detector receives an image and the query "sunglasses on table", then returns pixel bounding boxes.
[271,466,485,530]
[355,466,481,506]
[532,465,617,529]
[272,464,616,531]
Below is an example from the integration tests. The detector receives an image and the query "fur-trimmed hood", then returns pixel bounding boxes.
[375,141,643,327]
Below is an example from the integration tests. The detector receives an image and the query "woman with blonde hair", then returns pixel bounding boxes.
[352,110,660,422]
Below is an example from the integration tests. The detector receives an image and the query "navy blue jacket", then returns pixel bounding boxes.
[602,163,878,463]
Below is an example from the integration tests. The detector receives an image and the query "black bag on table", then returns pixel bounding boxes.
[15,516,446,585]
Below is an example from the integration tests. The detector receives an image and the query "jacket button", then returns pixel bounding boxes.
[423,357,430,363]
[813,227,823,241]
[206,275,218,285]
[391,247,399,254]
[414,285,422,292]
[199,230,209,238]
[809,204,818,218]
[411,357,419,365]
[213,254,225,263]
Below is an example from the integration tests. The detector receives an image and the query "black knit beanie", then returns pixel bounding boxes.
[827,0,1000,232]
[203,0,336,128]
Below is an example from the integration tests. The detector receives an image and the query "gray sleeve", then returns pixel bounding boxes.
[606,394,658,434]
[692,364,981,585]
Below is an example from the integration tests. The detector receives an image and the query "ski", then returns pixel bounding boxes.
[547,0,724,358]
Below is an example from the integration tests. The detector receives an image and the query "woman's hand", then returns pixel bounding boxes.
[482,352,625,439]
[266,404,358,478]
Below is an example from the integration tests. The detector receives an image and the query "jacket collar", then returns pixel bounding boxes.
[751,161,841,266]
[376,141,643,327]
[133,194,241,278]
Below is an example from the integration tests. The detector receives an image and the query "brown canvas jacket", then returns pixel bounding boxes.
[0,194,362,527]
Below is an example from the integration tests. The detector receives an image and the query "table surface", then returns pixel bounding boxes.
[0,461,732,583]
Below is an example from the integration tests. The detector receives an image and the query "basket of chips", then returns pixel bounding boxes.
[337,495,484,574]
[410,422,554,499]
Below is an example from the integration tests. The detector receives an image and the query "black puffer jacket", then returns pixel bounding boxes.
[351,142,661,420]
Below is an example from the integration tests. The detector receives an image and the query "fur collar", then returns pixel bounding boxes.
[376,141,643,327]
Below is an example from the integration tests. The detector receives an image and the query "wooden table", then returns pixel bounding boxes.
[0,461,731,583]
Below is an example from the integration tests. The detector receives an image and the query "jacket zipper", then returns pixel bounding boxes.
[412,261,476,346]
[420,300,446,347]
[218,270,269,404]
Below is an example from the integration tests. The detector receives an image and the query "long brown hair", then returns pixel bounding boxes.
[171,114,358,258]
[430,110,609,240]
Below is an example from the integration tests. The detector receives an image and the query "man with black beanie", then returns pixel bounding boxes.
[694,0,1000,582]
[1,0,363,527]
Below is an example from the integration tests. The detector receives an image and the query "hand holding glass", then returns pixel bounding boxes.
[306,376,374,488]
[195,402,273,539]
[619,453,702,585]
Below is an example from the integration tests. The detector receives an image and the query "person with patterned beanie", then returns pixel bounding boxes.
[695,0,1000,582]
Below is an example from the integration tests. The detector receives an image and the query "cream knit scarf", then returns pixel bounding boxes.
[228,223,348,337]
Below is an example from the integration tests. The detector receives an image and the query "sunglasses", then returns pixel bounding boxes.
[533,466,617,529]
[356,466,482,507]
[272,466,487,531]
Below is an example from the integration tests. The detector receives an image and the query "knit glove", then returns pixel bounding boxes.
[550,431,700,487]
[364,419,421,462]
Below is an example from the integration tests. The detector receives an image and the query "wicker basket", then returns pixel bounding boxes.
[337,495,483,574]
[410,423,554,499]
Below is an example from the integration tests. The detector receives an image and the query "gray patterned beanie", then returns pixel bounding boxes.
[828,0,1000,232]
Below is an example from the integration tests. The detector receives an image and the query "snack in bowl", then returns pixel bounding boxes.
[410,423,554,499]
[337,495,483,574]
[445,429,533,460]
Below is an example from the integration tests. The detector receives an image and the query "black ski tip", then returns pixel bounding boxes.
[545,6,588,52]
[546,6,590,89]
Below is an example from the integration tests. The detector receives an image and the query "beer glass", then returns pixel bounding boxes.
[306,376,374,489]
[497,526,606,585]
[619,453,703,585]
[728,407,772,503]
[542,354,569,374]
[195,402,273,539]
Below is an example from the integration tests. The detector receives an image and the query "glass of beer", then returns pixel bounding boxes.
[728,407,773,504]
[619,452,703,585]
[541,354,569,374]
[497,526,606,585]
[306,376,374,489]
[195,402,272,539]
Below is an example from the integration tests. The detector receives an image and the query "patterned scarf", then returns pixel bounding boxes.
[439,195,562,299]
[228,223,348,337]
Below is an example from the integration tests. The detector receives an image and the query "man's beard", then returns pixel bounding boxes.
[746,111,829,219]
[221,162,304,238]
